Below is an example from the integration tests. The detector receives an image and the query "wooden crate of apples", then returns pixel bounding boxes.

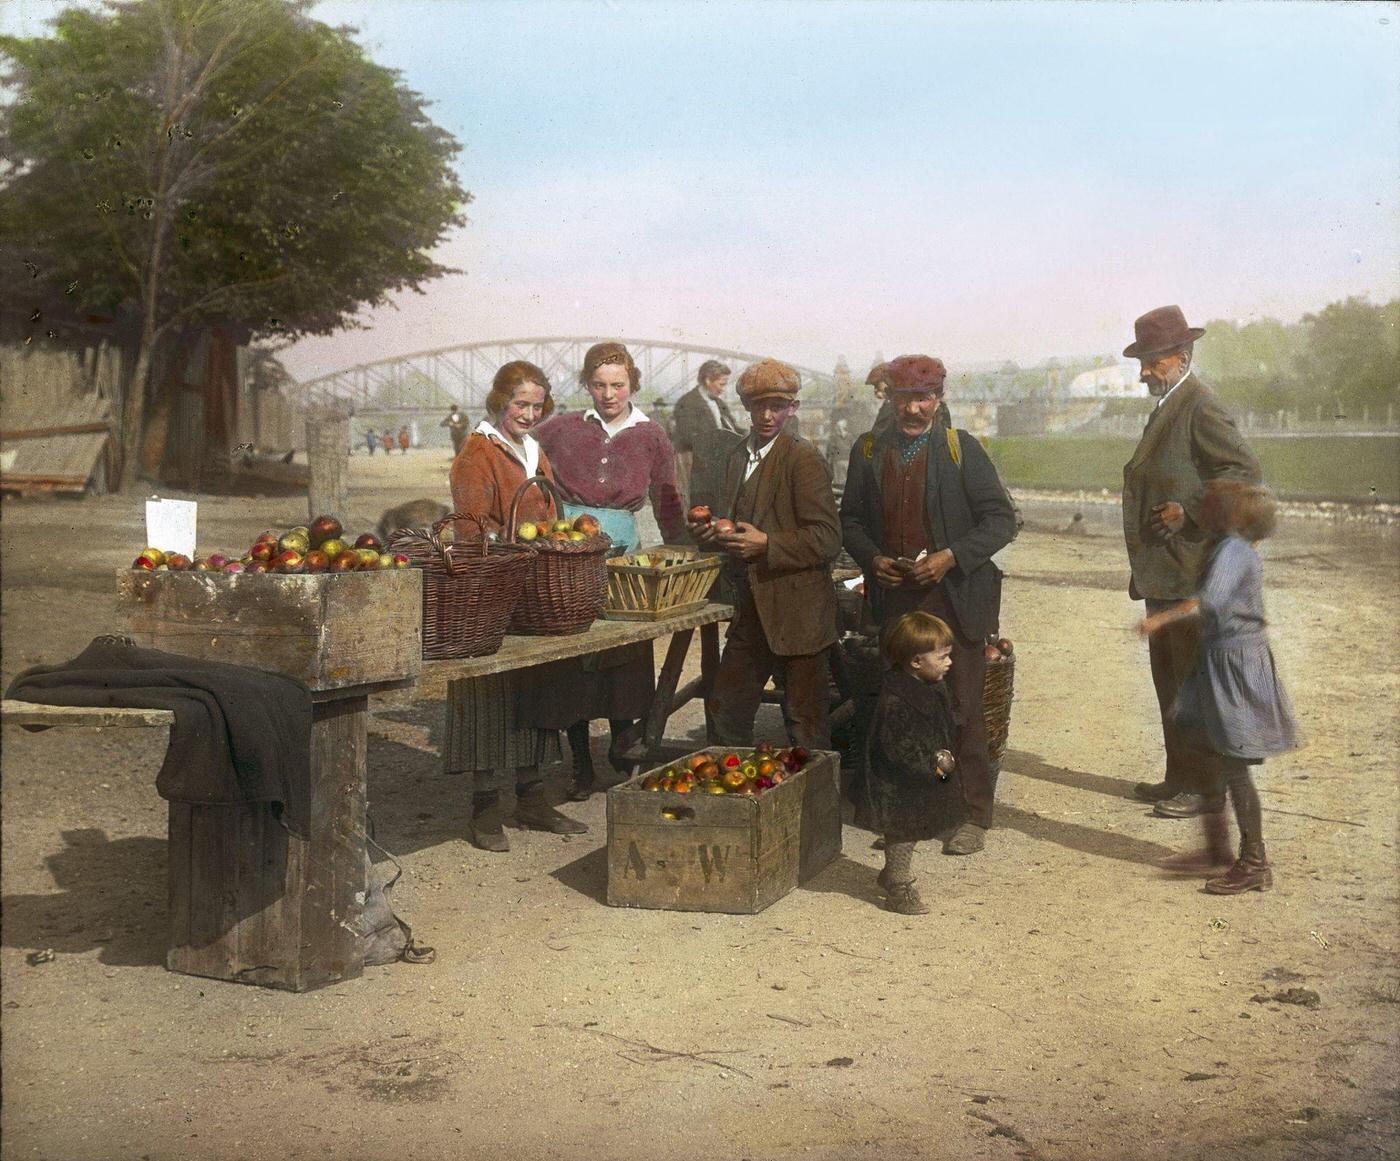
[606,743,842,914]
[117,514,421,692]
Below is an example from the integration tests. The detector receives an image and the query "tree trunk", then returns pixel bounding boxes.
[119,329,157,492]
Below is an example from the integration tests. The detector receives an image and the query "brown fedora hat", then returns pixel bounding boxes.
[1123,305,1206,359]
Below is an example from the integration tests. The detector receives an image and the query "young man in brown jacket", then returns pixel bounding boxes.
[689,359,842,751]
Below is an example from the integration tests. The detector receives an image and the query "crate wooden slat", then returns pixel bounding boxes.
[117,569,422,692]
[606,747,841,914]
[604,546,722,622]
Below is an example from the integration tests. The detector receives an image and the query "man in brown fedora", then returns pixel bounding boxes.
[1122,305,1261,822]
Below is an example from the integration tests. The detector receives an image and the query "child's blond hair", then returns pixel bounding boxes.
[882,611,954,669]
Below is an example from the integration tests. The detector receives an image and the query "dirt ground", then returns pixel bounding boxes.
[2,447,1397,1161]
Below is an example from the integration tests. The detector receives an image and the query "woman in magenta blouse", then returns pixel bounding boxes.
[527,342,687,799]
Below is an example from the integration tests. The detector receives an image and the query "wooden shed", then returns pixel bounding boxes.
[0,346,120,495]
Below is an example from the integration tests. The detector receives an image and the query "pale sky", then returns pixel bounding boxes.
[5,0,1398,380]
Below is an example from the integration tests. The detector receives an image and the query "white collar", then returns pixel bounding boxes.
[585,404,649,438]
[743,432,780,480]
[476,418,540,477]
[1154,367,1192,410]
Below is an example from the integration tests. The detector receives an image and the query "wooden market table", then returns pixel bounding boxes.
[421,601,733,772]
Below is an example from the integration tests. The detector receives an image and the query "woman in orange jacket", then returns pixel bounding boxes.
[444,361,588,851]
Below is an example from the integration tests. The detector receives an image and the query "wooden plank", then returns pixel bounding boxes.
[0,421,111,440]
[423,601,733,682]
[1,700,175,728]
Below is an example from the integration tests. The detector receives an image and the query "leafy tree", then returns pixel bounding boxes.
[1,0,468,488]
[1298,297,1400,414]
[1195,316,1307,411]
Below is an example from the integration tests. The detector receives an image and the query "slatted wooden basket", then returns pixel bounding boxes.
[604,546,722,621]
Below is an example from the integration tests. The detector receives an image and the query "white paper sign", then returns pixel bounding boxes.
[145,498,198,558]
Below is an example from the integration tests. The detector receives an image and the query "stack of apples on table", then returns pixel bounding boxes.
[130,514,413,575]
[640,741,810,796]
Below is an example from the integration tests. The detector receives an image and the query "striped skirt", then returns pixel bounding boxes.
[444,673,563,790]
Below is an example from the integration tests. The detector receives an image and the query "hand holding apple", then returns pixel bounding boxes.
[906,548,955,588]
[719,520,767,562]
[872,555,905,588]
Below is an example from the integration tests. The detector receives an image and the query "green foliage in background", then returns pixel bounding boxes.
[1,0,468,486]
[987,434,1400,503]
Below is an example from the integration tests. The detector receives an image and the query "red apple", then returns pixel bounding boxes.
[723,753,741,768]
[309,514,343,547]
[206,554,228,569]
[354,533,382,552]
[254,530,279,546]
[391,553,411,568]
[304,549,330,573]
[132,555,157,570]
[330,550,360,573]
[275,549,305,573]
[983,644,1002,662]
[221,561,245,574]
[687,505,712,524]
[997,638,1014,656]
[245,560,272,574]
[192,558,214,571]
[249,541,276,563]
[713,518,736,535]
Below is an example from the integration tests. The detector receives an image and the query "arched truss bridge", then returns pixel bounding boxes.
[292,337,838,413]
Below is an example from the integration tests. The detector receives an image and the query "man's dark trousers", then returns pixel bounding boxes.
[1145,596,1217,796]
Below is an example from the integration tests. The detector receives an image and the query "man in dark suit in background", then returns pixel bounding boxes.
[674,359,743,512]
[841,355,1018,855]
[1121,305,1262,820]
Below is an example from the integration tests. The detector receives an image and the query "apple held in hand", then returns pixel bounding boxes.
[712,518,736,535]
[687,505,712,525]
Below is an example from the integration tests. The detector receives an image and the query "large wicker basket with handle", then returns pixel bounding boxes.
[983,649,1015,774]
[387,513,536,658]
[506,475,612,635]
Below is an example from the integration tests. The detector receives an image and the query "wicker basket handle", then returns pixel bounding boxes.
[505,474,564,543]
[432,511,495,574]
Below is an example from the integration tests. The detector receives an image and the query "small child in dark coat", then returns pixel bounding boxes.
[863,611,959,915]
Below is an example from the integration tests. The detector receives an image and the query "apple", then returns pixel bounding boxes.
[713,518,736,535]
[221,561,245,574]
[275,548,305,573]
[723,753,741,768]
[245,560,272,574]
[567,530,587,541]
[672,779,693,794]
[254,530,279,546]
[278,530,309,554]
[330,551,360,572]
[642,774,662,791]
[249,541,276,563]
[309,514,343,546]
[934,749,957,781]
[132,555,157,570]
[983,644,1002,662]
[354,532,382,552]
[206,554,228,569]
[686,754,710,771]
[997,638,1014,656]
[140,547,166,566]
[319,538,348,560]
[304,549,330,573]
[687,505,712,525]
[790,746,809,767]
[706,781,728,795]
[551,519,572,534]
[165,554,192,570]
[547,530,570,541]
[357,548,380,568]
[517,522,539,542]
[573,514,601,536]
[391,553,411,568]
[697,760,720,782]
[721,768,746,790]
[191,558,214,571]
[740,761,758,780]
[754,740,773,755]
[375,551,397,569]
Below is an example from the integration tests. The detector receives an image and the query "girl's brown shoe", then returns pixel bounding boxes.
[1204,844,1272,894]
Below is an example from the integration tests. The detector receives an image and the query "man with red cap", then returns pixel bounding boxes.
[841,354,1017,855]
[689,358,842,751]
[1121,306,1261,823]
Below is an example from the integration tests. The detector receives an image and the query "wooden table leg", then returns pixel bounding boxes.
[167,693,368,991]
[701,620,720,742]
[637,627,694,764]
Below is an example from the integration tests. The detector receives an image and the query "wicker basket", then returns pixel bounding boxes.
[604,546,722,621]
[387,513,536,659]
[506,475,612,635]
[983,651,1015,774]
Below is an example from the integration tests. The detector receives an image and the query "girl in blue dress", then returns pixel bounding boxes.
[1140,480,1297,894]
